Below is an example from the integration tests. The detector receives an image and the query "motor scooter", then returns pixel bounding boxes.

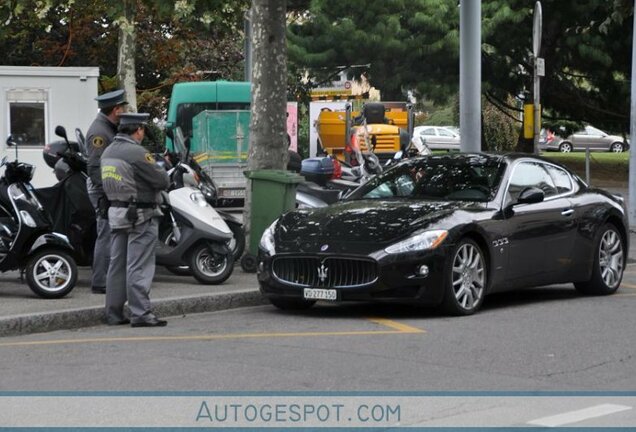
[0,136,78,298]
[157,152,235,284]
[35,126,95,266]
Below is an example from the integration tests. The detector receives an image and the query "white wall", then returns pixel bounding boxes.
[0,66,99,187]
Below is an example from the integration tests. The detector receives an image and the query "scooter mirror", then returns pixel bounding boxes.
[5,135,16,147]
[55,125,69,143]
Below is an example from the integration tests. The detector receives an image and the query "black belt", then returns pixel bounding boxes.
[109,200,156,209]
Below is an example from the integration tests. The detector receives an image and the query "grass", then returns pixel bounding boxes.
[539,151,629,186]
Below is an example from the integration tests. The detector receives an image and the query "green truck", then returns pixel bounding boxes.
[166,81,251,204]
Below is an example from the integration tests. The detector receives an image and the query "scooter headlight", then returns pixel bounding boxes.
[190,191,209,208]
[259,219,278,255]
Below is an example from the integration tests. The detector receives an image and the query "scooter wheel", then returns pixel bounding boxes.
[189,243,234,285]
[26,249,77,299]
[240,254,258,273]
[226,221,246,260]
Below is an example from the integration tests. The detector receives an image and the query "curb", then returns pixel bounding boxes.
[0,289,266,338]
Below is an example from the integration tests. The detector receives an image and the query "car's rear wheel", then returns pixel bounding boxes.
[575,223,624,295]
[610,142,625,153]
[442,238,486,316]
[269,297,316,311]
[559,142,573,153]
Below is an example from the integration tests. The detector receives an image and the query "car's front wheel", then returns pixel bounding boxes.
[442,238,487,316]
[559,142,573,153]
[575,223,624,295]
[610,142,625,153]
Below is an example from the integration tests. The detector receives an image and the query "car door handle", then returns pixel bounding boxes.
[561,209,574,217]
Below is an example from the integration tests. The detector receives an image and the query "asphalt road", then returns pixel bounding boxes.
[1,263,636,393]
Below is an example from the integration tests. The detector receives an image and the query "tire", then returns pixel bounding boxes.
[441,238,487,316]
[26,249,77,299]
[240,254,258,273]
[226,220,246,260]
[610,142,624,153]
[269,297,316,311]
[189,243,234,284]
[160,226,192,276]
[559,142,573,153]
[575,223,624,295]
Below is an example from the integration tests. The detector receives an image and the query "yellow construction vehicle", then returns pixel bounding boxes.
[316,102,414,164]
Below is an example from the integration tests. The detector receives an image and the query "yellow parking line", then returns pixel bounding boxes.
[0,320,425,348]
[367,318,426,334]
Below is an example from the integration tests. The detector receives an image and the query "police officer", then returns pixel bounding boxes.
[85,89,128,294]
[100,113,169,327]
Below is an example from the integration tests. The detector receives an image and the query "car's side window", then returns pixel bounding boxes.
[422,128,436,136]
[438,128,454,137]
[507,162,558,203]
[544,164,572,195]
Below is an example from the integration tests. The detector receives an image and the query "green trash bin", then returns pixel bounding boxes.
[240,169,303,272]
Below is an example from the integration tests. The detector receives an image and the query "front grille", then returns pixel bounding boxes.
[272,256,378,288]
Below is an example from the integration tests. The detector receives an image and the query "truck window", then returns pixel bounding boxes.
[176,102,250,138]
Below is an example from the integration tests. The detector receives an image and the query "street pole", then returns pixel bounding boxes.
[629,0,636,228]
[533,1,542,155]
[244,8,252,82]
[459,0,481,153]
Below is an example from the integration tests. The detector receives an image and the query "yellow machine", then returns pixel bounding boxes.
[317,102,414,162]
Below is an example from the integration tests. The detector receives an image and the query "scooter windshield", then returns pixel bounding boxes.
[172,127,187,158]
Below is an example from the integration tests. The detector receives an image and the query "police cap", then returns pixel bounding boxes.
[119,112,150,127]
[95,89,128,109]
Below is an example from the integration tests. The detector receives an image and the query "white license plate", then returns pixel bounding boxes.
[220,188,245,198]
[303,288,337,301]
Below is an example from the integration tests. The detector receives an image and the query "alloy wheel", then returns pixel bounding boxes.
[451,243,485,311]
[32,254,73,292]
[599,229,623,289]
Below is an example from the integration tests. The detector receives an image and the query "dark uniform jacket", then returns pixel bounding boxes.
[86,112,118,193]
[100,134,169,230]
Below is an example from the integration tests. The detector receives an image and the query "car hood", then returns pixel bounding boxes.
[275,199,483,253]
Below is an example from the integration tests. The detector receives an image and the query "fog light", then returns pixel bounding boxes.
[418,265,429,277]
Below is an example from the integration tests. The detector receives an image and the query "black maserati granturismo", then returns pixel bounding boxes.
[257,153,628,315]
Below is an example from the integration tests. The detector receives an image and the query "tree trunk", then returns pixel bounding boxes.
[243,0,288,247]
[116,0,137,112]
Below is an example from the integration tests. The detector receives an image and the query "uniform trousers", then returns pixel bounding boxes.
[88,190,110,289]
[105,218,158,324]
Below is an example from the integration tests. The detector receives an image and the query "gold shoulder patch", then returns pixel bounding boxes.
[92,136,105,148]
[144,153,156,163]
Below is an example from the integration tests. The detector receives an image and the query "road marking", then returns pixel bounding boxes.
[0,319,425,348]
[366,317,426,333]
[527,404,632,427]
[620,282,636,290]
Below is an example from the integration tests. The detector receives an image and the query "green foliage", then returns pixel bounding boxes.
[481,96,518,152]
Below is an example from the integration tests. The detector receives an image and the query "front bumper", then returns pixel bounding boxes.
[257,246,451,306]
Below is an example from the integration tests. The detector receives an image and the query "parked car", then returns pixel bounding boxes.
[257,153,628,316]
[412,126,460,150]
[542,125,629,153]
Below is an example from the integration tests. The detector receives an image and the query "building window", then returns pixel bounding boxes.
[6,88,49,146]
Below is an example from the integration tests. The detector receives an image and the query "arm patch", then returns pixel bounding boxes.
[92,136,105,148]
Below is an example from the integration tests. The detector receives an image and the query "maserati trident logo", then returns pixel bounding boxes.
[317,264,329,283]
[320,244,329,252]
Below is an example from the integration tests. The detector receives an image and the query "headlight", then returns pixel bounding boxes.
[384,230,448,254]
[190,191,208,207]
[259,219,278,255]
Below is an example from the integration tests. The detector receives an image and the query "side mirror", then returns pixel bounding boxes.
[55,125,69,143]
[516,187,545,205]
[165,129,174,140]
[6,135,17,147]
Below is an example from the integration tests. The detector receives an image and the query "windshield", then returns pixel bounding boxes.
[176,102,250,138]
[347,156,506,202]
[172,127,187,157]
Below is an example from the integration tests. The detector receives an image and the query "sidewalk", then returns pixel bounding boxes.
[0,266,265,337]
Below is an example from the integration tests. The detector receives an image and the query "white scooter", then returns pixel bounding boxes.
[156,133,234,285]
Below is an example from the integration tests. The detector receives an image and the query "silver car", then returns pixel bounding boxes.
[413,126,460,150]
[543,125,629,153]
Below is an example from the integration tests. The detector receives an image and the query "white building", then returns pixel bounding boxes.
[0,66,99,187]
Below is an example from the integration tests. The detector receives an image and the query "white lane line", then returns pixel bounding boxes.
[527,404,632,427]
